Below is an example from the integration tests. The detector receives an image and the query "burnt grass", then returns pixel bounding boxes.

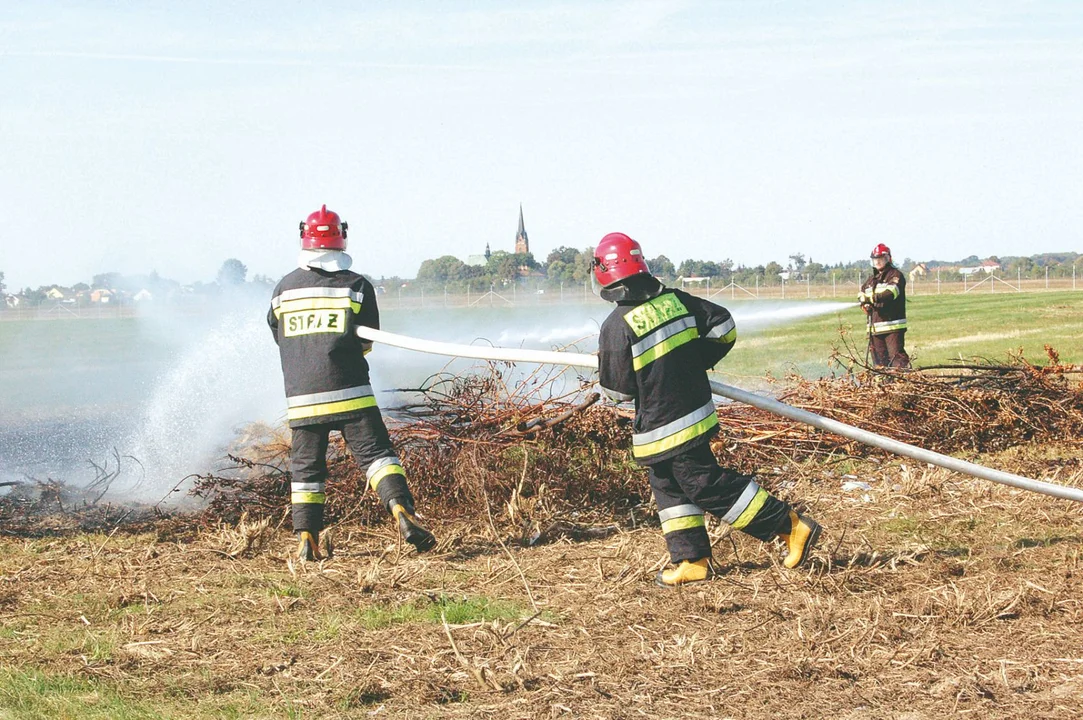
[1,360,1082,718]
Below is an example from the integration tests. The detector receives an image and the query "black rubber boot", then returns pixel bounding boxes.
[390,500,436,552]
[296,530,323,562]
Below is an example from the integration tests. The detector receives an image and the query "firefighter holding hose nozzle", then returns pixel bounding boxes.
[268,205,436,561]
[593,232,823,587]
[859,244,911,368]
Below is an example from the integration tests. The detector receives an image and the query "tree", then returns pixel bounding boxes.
[217,258,248,286]
[676,260,721,278]
[764,261,784,283]
[21,287,46,306]
[486,251,521,286]
[416,255,470,284]
[92,272,123,289]
[647,255,676,281]
[546,246,582,267]
[0,271,5,295]
[788,253,806,271]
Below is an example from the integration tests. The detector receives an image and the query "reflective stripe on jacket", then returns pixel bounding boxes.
[598,288,736,465]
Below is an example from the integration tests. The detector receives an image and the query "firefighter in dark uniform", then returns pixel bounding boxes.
[268,205,435,561]
[593,232,822,587]
[859,243,911,368]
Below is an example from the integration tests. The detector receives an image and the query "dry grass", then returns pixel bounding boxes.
[2,361,1083,718]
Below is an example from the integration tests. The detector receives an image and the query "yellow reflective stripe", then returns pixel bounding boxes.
[661,515,706,534]
[287,395,377,421]
[632,412,719,459]
[730,487,768,530]
[713,327,737,344]
[880,283,900,299]
[871,319,907,334]
[291,492,326,504]
[632,326,698,370]
[274,296,361,319]
[368,463,405,492]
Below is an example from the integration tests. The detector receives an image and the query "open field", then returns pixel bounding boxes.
[1,449,1082,719]
[714,290,1082,383]
[1,291,1082,718]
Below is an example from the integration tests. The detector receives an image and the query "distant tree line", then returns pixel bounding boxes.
[404,249,1083,292]
[4,250,1082,309]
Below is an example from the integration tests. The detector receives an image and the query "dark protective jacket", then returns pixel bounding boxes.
[598,287,736,466]
[860,264,907,335]
[268,267,379,427]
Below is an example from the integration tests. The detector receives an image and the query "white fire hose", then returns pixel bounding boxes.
[358,326,1083,504]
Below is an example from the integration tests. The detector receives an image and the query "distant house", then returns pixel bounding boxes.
[958,260,1000,277]
[677,276,710,287]
[3,294,19,308]
[45,287,66,300]
[908,263,928,283]
[90,289,115,303]
[133,288,154,302]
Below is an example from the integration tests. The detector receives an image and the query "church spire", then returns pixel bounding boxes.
[515,203,529,255]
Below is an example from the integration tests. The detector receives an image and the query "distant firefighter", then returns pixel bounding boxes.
[859,244,911,368]
[593,232,822,587]
[268,205,436,561]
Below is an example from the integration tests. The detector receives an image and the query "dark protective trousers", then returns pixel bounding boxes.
[289,408,414,533]
[869,330,911,368]
[648,442,791,563]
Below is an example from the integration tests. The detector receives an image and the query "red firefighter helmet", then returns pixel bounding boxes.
[299,205,348,250]
[592,232,651,288]
[870,243,891,260]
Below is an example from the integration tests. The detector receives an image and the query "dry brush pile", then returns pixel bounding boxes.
[3,349,1082,542]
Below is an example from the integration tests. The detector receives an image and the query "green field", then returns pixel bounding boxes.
[718,291,1082,384]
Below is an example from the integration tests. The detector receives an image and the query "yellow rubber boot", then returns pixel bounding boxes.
[296,531,323,562]
[779,511,822,569]
[655,558,714,588]
[391,503,437,552]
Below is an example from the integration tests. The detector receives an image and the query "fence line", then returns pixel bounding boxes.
[3,274,1079,318]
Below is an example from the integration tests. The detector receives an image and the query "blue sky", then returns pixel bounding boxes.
[2,0,1081,289]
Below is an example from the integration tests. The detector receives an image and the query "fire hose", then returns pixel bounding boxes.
[357,325,1083,504]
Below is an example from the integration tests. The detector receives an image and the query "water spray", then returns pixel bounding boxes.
[357,325,1083,504]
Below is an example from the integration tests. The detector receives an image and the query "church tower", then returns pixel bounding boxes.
[514,204,529,255]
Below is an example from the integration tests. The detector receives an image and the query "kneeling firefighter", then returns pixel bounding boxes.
[268,205,436,561]
[593,232,822,586]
